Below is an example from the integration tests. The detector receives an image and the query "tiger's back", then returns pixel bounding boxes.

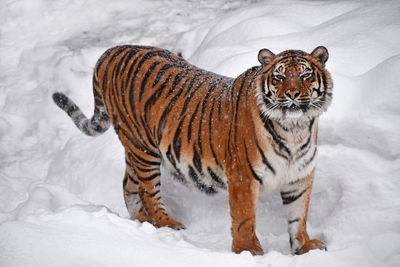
[53,44,332,256]
[95,45,241,193]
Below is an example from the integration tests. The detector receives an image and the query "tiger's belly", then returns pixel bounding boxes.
[160,143,316,194]
[160,149,228,194]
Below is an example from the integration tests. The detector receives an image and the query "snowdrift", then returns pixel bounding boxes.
[1,0,399,266]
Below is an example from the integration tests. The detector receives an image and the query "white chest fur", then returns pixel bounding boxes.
[256,119,318,192]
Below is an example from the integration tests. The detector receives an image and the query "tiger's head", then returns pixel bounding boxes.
[256,46,333,124]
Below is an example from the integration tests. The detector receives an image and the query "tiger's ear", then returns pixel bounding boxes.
[311,46,329,66]
[258,49,276,66]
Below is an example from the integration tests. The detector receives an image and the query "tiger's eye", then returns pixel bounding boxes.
[301,73,312,80]
[273,74,285,81]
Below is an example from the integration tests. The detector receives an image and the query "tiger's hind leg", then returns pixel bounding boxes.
[124,152,184,229]
[123,165,151,222]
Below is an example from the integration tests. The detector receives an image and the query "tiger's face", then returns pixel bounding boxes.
[256,46,333,123]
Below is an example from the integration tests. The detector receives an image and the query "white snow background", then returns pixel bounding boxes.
[1,0,399,266]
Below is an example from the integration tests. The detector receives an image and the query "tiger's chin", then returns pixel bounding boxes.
[283,106,304,119]
[261,105,323,128]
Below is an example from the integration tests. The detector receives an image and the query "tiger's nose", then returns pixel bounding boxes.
[286,89,300,100]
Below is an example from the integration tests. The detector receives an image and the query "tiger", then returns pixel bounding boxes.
[52,44,333,255]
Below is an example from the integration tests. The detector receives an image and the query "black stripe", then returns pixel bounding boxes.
[244,143,263,185]
[129,50,175,111]
[135,165,160,173]
[166,145,176,167]
[302,120,315,148]
[137,172,161,182]
[321,70,328,93]
[115,60,143,140]
[139,61,162,101]
[120,119,158,156]
[125,158,134,169]
[172,170,186,184]
[207,167,226,189]
[128,151,160,167]
[140,116,158,149]
[153,63,175,86]
[166,69,188,97]
[187,101,201,143]
[281,187,309,205]
[147,190,160,198]
[217,83,225,120]
[288,218,300,224]
[234,68,256,144]
[123,175,128,188]
[254,138,275,175]
[109,50,131,120]
[102,46,131,92]
[260,115,290,158]
[125,53,142,124]
[277,55,308,62]
[272,118,289,131]
[265,74,273,97]
[144,73,172,124]
[188,166,217,194]
[280,189,297,196]
[247,67,260,93]
[183,72,203,97]
[316,72,322,93]
[173,117,185,162]
[124,190,138,195]
[125,135,160,158]
[296,119,315,160]
[227,123,233,158]
[198,81,218,154]
[157,77,188,143]
[103,48,130,115]
[118,48,141,89]
[114,105,145,148]
[126,173,139,184]
[193,144,202,174]
[208,97,222,168]
[166,145,186,184]
[303,148,317,167]
[113,48,132,81]
[260,74,266,94]
[117,120,159,158]
[179,76,209,119]
[95,46,118,74]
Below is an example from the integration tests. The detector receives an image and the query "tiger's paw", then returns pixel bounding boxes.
[295,239,326,255]
[232,238,264,256]
[154,215,185,230]
[164,221,185,230]
[136,211,185,230]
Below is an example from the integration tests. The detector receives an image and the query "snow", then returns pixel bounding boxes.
[1,0,399,266]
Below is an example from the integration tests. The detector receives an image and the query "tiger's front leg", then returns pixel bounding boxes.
[280,171,326,254]
[228,173,263,255]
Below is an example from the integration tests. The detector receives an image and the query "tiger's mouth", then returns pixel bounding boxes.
[275,97,325,121]
[281,99,309,110]
[281,103,307,119]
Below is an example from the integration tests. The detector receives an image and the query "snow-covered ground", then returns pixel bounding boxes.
[1,0,399,266]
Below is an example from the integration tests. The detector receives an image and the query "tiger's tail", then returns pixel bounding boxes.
[52,90,111,137]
